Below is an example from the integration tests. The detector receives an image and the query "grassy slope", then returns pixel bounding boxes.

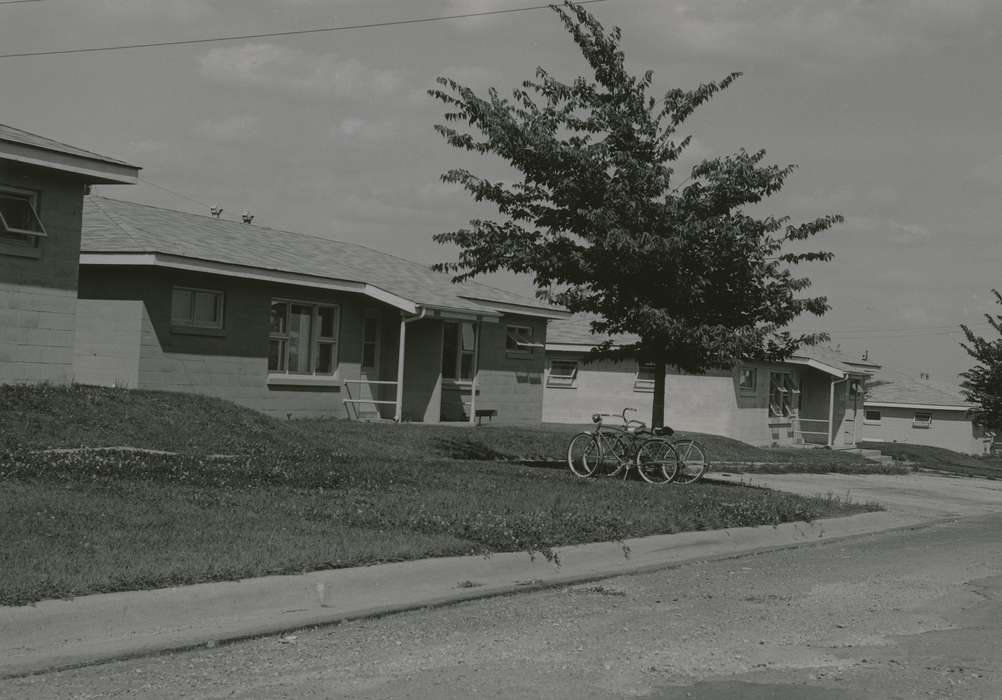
[858,441,1002,480]
[0,385,880,605]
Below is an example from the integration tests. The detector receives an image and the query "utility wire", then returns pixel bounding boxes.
[0,0,609,58]
[136,176,211,209]
[0,0,44,4]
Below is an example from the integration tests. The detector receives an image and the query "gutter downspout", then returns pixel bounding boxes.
[828,374,849,448]
[395,308,427,422]
[468,317,482,425]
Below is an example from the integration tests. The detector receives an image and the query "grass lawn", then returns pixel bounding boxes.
[858,441,1002,480]
[0,385,882,606]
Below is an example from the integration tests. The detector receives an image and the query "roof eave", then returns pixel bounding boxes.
[1,140,139,184]
[864,400,977,412]
[79,251,419,313]
[457,295,571,320]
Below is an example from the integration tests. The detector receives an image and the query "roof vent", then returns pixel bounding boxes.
[210,206,223,219]
[241,211,254,224]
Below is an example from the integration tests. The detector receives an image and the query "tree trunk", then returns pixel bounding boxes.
[651,354,667,428]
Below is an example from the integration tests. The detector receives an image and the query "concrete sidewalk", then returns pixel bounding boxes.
[4,472,1002,678]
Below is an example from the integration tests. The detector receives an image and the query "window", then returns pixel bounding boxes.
[848,379,862,398]
[361,312,380,371]
[738,368,757,392]
[864,409,881,424]
[769,372,796,418]
[442,321,476,381]
[547,360,578,388]
[505,325,534,356]
[268,300,338,375]
[634,362,656,392]
[171,287,224,329]
[913,412,932,429]
[0,187,46,250]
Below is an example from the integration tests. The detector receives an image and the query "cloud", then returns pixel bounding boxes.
[638,0,993,65]
[843,216,935,247]
[199,43,401,99]
[195,115,261,142]
[332,117,398,143]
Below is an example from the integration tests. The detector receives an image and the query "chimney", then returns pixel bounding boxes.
[210,206,223,219]
[241,211,254,224]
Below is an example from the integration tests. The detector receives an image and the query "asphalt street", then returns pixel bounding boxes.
[4,512,1001,699]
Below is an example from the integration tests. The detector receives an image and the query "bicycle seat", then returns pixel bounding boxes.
[653,426,675,437]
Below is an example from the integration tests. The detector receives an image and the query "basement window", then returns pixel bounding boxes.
[864,409,881,424]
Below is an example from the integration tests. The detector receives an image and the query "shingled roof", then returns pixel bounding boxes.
[80,197,564,318]
[0,123,135,168]
[865,369,975,410]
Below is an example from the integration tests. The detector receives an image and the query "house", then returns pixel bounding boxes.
[543,315,881,447]
[861,371,991,455]
[0,124,138,384]
[73,197,567,422]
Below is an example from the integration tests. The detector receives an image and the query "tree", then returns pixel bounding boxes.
[960,289,1002,432]
[429,1,838,427]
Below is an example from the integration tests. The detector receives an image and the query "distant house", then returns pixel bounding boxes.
[543,315,880,447]
[0,124,138,384]
[73,197,567,422]
[862,371,991,455]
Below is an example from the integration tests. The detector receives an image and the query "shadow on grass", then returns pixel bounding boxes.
[430,437,510,462]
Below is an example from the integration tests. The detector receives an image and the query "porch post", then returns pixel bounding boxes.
[395,314,407,422]
[827,378,836,447]
[468,318,481,424]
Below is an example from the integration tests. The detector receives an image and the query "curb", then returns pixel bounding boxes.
[0,510,951,679]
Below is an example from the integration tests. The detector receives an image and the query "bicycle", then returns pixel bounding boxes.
[566,408,679,484]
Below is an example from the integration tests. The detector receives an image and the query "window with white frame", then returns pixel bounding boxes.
[505,325,534,356]
[913,412,932,428]
[634,362,656,393]
[442,321,476,381]
[361,312,380,371]
[547,359,578,388]
[0,187,46,249]
[769,372,796,418]
[268,300,338,375]
[864,409,881,424]
[171,286,224,329]
[738,367,757,392]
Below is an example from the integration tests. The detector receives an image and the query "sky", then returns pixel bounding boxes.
[2,0,1001,382]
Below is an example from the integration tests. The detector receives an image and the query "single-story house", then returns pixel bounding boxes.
[73,196,567,422]
[0,124,138,384]
[543,315,881,447]
[862,371,991,455]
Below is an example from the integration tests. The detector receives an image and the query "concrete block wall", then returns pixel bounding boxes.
[73,298,143,387]
[76,267,396,419]
[542,356,804,446]
[475,315,546,426]
[0,163,86,384]
[861,406,988,455]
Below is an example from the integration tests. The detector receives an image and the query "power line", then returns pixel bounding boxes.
[0,0,609,58]
[136,176,211,209]
[0,0,43,4]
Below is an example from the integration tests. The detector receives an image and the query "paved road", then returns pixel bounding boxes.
[5,513,1001,699]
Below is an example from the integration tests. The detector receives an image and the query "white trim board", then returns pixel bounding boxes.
[0,140,139,184]
[863,401,975,412]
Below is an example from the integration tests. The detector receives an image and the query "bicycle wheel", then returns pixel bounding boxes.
[567,433,601,478]
[672,438,707,484]
[635,439,679,484]
[596,433,631,478]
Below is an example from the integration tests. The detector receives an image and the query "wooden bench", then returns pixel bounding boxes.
[474,409,498,426]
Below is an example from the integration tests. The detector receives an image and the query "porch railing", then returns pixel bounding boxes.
[794,418,830,444]
[342,379,398,420]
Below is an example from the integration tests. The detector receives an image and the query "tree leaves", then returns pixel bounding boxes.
[429,1,838,420]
